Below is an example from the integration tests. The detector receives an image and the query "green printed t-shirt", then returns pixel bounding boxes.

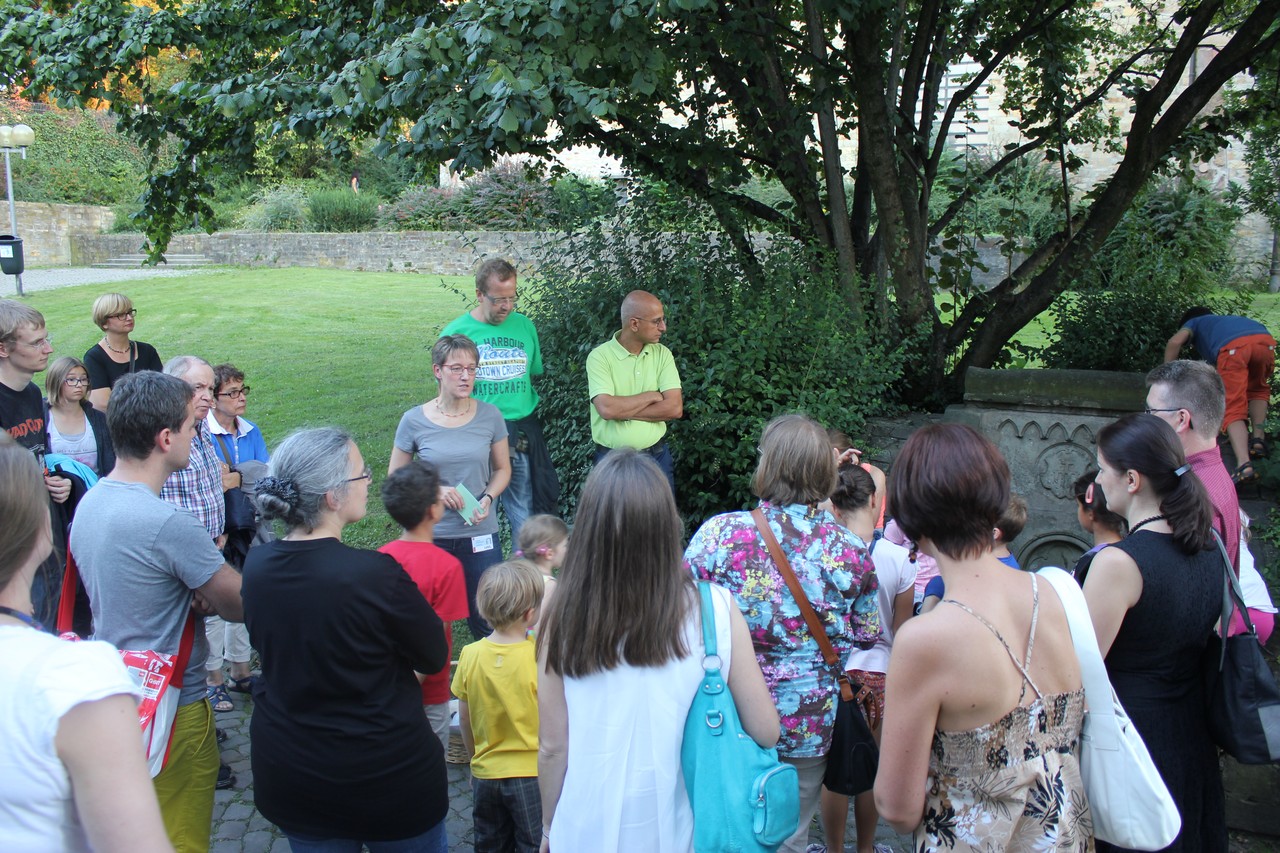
[586,333,682,450]
[441,312,543,421]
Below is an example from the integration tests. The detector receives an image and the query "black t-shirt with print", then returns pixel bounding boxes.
[0,380,47,453]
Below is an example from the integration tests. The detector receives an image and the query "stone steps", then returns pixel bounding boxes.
[91,253,214,269]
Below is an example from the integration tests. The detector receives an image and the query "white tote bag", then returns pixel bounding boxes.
[1038,567,1181,850]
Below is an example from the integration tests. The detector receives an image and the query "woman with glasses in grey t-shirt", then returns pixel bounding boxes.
[390,334,511,639]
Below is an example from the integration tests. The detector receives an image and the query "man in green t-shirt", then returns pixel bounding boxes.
[441,258,557,540]
[585,290,683,493]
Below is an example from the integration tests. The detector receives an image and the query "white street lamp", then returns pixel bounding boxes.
[0,123,33,296]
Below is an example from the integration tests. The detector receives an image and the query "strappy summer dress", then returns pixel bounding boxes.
[917,575,1093,852]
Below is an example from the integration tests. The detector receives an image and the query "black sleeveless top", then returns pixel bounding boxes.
[1098,530,1226,853]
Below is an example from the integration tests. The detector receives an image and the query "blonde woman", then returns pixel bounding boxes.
[84,293,162,410]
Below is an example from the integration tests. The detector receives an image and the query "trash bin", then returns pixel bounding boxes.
[0,235,23,276]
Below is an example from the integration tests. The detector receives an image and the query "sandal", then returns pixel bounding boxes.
[206,683,234,713]
[1249,437,1269,460]
[227,675,258,694]
[1232,462,1259,485]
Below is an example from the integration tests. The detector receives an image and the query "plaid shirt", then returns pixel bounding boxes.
[160,422,226,540]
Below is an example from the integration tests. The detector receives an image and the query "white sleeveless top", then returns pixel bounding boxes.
[47,415,98,473]
[550,583,735,853]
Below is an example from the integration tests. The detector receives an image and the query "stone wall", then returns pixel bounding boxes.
[9,202,114,266]
[70,231,550,273]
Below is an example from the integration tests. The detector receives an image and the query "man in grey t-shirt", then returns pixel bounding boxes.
[71,371,243,852]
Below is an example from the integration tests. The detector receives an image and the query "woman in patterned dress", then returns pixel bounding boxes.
[684,414,881,853]
[874,423,1092,852]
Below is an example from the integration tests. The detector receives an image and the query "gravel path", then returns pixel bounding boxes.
[0,266,219,296]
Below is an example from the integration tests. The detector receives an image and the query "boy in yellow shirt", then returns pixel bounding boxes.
[451,560,544,853]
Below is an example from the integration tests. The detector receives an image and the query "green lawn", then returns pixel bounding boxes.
[24,268,475,549]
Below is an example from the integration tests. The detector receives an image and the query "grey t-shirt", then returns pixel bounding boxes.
[71,479,227,706]
[394,401,506,539]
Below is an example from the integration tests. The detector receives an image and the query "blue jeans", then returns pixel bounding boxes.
[285,820,447,853]
[436,535,504,638]
[501,450,531,545]
[594,442,675,496]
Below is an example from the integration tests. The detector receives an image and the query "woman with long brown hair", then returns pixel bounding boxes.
[538,450,777,852]
[1085,413,1225,852]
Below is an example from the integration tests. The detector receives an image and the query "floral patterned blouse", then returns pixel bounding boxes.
[683,501,880,757]
[920,690,1092,852]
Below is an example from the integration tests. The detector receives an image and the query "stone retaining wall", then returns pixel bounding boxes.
[9,202,114,266]
[70,231,550,274]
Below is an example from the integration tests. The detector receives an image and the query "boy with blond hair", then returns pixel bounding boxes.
[451,559,544,853]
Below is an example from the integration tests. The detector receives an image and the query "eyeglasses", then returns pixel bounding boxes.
[107,309,137,320]
[217,386,251,399]
[14,333,51,349]
[64,376,90,386]
[483,294,518,307]
[1144,406,1194,429]
[441,364,479,377]
[638,316,666,326]
[346,465,372,483]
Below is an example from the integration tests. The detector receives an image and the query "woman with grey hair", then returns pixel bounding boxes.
[243,427,451,851]
[389,333,511,638]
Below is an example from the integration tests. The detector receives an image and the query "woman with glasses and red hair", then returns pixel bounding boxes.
[390,334,511,639]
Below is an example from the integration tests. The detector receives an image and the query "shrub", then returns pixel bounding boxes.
[238,186,308,231]
[549,174,618,228]
[380,164,618,232]
[524,224,903,529]
[462,160,556,229]
[307,188,379,232]
[378,184,467,230]
[1038,178,1252,372]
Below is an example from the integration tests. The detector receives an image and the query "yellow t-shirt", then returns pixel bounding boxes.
[450,636,539,779]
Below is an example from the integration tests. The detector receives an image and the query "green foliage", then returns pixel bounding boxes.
[5,0,1277,402]
[306,188,378,232]
[238,186,308,232]
[549,174,618,229]
[524,224,902,527]
[378,185,466,230]
[1038,179,1252,372]
[936,148,1065,248]
[378,161,618,231]
[0,103,146,206]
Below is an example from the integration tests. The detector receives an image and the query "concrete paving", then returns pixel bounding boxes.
[0,265,221,296]
[208,688,913,852]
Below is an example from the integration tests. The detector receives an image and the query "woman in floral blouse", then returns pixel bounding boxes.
[684,414,881,853]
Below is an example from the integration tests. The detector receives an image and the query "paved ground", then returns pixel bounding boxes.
[0,265,218,296]
[209,688,914,852]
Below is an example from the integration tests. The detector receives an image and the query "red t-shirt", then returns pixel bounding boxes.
[379,540,469,704]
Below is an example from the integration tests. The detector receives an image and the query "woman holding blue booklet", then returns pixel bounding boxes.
[390,333,511,638]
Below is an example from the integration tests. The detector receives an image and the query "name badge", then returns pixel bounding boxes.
[472,534,495,553]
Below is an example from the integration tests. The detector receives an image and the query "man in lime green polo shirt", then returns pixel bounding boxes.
[585,290,683,492]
